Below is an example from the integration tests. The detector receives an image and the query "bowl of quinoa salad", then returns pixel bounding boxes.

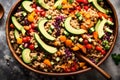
[6,0,118,75]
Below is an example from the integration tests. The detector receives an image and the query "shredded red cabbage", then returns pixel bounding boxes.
[65,48,72,57]
[53,15,65,36]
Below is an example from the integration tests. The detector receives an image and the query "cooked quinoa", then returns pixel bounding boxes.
[9,0,114,73]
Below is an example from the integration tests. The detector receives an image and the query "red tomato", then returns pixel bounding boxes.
[40,11,46,17]
[22,37,28,43]
[35,7,44,14]
[64,68,70,72]
[29,44,35,50]
[83,39,88,45]
[76,0,88,4]
[10,24,14,28]
[31,23,35,29]
[36,7,43,12]
[32,3,37,8]
[22,36,31,43]
[35,9,39,13]
[96,46,102,51]
[26,36,31,42]
[76,6,81,11]
[86,44,92,49]
[84,5,89,11]
[101,50,106,55]
[109,18,113,22]
[29,28,34,33]
[71,67,76,72]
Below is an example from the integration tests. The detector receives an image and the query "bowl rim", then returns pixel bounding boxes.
[6,0,118,76]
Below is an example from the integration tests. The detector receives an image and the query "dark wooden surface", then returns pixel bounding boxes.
[0,0,120,80]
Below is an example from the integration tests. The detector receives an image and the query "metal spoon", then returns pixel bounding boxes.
[0,3,4,19]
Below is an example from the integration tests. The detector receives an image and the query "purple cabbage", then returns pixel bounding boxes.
[53,15,65,36]
[103,32,111,41]
[65,48,72,57]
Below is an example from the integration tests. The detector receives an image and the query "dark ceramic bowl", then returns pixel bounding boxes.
[6,0,118,76]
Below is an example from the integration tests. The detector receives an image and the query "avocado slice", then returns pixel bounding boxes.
[88,0,108,14]
[14,29,20,39]
[34,33,57,54]
[95,19,101,31]
[12,16,22,31]
[37,0,49,10]
[64,17,87,35]
[95,17,114,38]
[54,0,63,8]
[22,1,34,13]
[12,16,26,35]
[38,19,55,41]
[96,18,107,38]
[22,48,31,64]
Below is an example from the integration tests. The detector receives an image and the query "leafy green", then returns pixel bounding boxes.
[111,53,120,65]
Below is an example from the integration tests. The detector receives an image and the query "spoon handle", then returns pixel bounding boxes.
[78,54,112,80]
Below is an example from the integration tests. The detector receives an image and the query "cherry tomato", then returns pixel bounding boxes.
[83,39,88,45]
[32,3,37,8]
[96,46,102,51]
[71,67,76,72]
[29,44,35,50]
[35,9,39,14]
[101,50,106,55]
[22,37,28,43]
[36,7,43,12]
[86,44,92,49]
[40,11,46,17]
[109,18,113,22]
[35,7,44,14]
[76,0,88,4]
[76,6,81,11]
[29,28,34,33]
[31,23,35,29]
[64,68,70,72]
[84,5,89,11]
[26,36,31,42]
[22,36,31,43]
[10,24,14,28]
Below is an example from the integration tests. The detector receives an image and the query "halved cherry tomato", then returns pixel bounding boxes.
[84,5,89,11]
[76,0,88,4]
[83,39,88,45]
[26,36,31,42]
[29,44,35,50]
[35,7,44,14]
[101,50,106,55]
[10,24,14,28]
[31,23,35,29]
[22,36,31,43]
[109,17,113,22]
[29,28,34,33]
[86,44,92,49]
[71,67,76,72]
[36,7,43,12]
[76,6,81,11]
[96,46,102,51]
[64,68,71,72]
[22,37,28,43]
[32,3,37,8]
[40,11,46,17]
